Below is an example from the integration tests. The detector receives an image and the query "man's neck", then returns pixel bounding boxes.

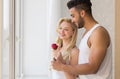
[84,17,98,31]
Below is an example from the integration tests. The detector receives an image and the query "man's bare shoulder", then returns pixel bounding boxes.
[94,26,109,35]
[90,26,110,47]
[93,26,110,39]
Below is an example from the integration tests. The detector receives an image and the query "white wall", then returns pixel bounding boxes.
[92,0,115,44]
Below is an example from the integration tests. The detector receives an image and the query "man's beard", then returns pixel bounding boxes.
[78,16,84,29]
[78,23,84,29]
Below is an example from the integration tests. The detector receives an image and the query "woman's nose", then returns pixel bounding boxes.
[60,29,64,33]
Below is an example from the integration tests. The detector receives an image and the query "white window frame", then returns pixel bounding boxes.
[9,0,15,79]
[0,0,15,79]
[0,0,2,78]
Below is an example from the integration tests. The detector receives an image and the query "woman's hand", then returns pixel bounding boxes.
[51,43,59,60]
[52,49,60,60]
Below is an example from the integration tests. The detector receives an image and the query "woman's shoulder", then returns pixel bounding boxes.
[71,46,79,54]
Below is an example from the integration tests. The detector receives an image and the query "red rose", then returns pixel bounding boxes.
[51,43,58,50]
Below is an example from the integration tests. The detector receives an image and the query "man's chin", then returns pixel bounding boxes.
[78,26,83,29]
[76,24,83,29]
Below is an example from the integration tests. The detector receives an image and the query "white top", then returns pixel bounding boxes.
[51,70,66,79]
[79,24,112,79]
[51,50,71,79]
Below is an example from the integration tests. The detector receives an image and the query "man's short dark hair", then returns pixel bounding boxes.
[67,0,92,9]
[67,0,92,15]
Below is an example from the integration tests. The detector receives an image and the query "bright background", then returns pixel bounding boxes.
[2,0,115,79]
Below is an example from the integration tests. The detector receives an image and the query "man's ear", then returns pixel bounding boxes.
[79,10,85,18]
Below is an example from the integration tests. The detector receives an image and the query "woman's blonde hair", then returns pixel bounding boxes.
[56,17,78,60]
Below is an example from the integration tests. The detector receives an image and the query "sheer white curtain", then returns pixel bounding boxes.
[15,0,68,79]
[46,0,62,78]
[47,0,62,47]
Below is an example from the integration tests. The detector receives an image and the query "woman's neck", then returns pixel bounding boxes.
[62,40,70,49]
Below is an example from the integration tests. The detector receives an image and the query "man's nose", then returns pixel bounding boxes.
[72,19,75,23]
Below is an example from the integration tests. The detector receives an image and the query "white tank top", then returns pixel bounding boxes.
[51,50,72,79]
[79,24,113,79]
[51,70,66,79]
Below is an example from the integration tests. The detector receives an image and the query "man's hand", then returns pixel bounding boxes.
[51,59,64,71]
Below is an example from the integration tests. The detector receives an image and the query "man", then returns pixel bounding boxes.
[51,0,112,79]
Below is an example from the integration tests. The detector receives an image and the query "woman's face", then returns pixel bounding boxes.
[58,21,74,40]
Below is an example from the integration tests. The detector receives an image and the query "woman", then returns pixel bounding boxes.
[51,18,79,79]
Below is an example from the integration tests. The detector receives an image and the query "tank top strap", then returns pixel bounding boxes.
[88,24,100,35]
[81,24,100,41]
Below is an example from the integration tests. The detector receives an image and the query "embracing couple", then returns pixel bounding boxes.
[50,0,112,79]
